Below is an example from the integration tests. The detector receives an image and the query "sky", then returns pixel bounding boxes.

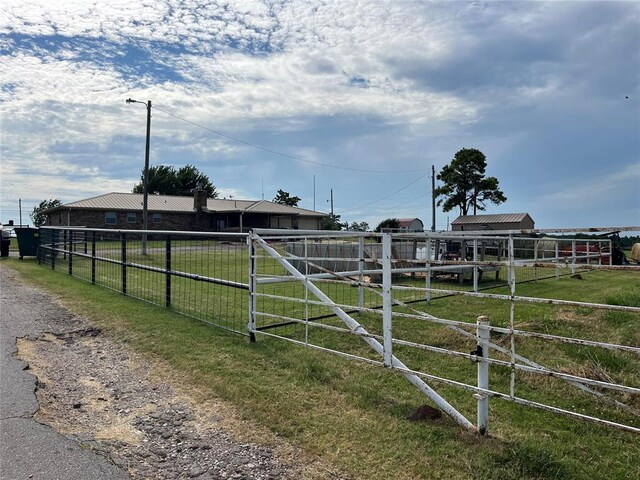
[1,0,639,231]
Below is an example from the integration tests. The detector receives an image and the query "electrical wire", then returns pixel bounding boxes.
[378,192,430,211]
[339,172,429,212]
[153,105,428,174]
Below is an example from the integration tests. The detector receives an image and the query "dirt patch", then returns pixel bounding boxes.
[18,325,344,479]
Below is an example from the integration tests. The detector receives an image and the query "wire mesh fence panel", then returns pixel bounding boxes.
[37,226,639,433]
[39,228,249,335]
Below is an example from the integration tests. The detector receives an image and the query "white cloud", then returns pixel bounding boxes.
[0,0,638,229]
[540,163,640,209]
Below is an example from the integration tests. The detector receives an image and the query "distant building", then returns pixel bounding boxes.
[44,191,325,232]
[451,213,534,232]
[397,218,424,232]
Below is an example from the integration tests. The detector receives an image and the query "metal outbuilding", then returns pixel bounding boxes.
[397,218,424,232]
[451,213,534,232]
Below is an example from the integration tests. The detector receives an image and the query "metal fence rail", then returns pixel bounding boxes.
[38,227,250,335]
[37,226,639,436]
[248,229,640,435]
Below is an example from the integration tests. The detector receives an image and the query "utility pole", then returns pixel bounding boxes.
[431,165,436,231]
[143,100,151,250]
[126,98,152,254]
[330,188,334,219]
[313,175,316,211]
[19,198,22,227]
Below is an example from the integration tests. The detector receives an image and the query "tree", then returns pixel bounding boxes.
[31,199,62,227]
[322,214,346,230]
[374,218,400,232]
[435,148,506,216]
[176,165,217,198]
[346,221,369,232]
[133,165,178,195]
[273,189,301,206]
[133,164,218,198]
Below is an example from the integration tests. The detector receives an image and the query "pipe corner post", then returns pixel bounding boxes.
[382,232,393,367]
[476,315,490,436]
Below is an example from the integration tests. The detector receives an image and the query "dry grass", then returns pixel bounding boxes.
[6,260,640,480]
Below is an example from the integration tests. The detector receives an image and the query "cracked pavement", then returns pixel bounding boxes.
[0,264,128,479]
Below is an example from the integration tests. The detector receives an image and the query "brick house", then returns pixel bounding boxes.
[44,191,325,232]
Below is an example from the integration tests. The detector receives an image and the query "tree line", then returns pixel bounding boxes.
[28,149,507,228]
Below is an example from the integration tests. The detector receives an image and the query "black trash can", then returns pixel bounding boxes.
[0,235,9,257]
[15,227,40,260]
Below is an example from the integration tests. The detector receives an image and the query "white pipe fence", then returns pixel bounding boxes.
[248,229,640,435]
[36,226,640,436]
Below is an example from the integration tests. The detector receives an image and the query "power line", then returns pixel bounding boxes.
[339,172,429,212]
[153,105,428,174]
[378,192,430,211]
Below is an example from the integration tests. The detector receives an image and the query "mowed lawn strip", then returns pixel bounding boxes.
[4,259,639,480]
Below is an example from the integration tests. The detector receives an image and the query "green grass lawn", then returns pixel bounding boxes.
[3,257,639,480]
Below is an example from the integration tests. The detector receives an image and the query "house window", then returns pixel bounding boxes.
[105,212,116,225]
[127,212,136,224]
[152,212,162,223]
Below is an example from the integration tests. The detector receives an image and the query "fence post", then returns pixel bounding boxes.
[91,231,96,284]
[476,315,490,436]
[121,232,127,295]
[555,240,559,280]
[247,233,257,342]
[358,235,365,311]
[68,229,73,276]
[304,237,309,344]
[508,236,517,399]
[473,238,478,293]
[425,238,432,304]
[534,237,538,282]
[571,240,576,275]
[508,235,515,287]
[165,235,171,308]
[51,230,57,271]
[598,240,602,266]
[382,232,393,367]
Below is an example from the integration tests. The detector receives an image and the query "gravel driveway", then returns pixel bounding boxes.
[0,265,341,480]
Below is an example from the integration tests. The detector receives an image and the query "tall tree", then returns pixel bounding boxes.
[374,218,400,232]
[133,164,218,198]
[322,214,346,230]
[435,148,506,216]
[133,165,178,195]
[346,221,369,232]
[176,164,217,198]
[31,199,62,227]
[273,189,301,206]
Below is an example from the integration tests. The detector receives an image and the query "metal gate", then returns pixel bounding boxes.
[248,229,640,435]
[36,226,640,435]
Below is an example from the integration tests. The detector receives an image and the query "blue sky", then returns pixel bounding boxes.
[1,0,638,230]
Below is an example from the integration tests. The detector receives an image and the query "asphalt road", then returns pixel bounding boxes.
[0,263,128,480]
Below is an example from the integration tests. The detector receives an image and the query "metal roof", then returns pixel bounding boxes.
[451,213,532,225]
[56,193,325,217]
[397,218,422,227]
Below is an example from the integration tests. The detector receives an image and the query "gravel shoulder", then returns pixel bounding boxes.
[1,265,343,480]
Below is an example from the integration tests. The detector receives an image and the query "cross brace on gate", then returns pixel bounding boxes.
[249,233,476,432]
